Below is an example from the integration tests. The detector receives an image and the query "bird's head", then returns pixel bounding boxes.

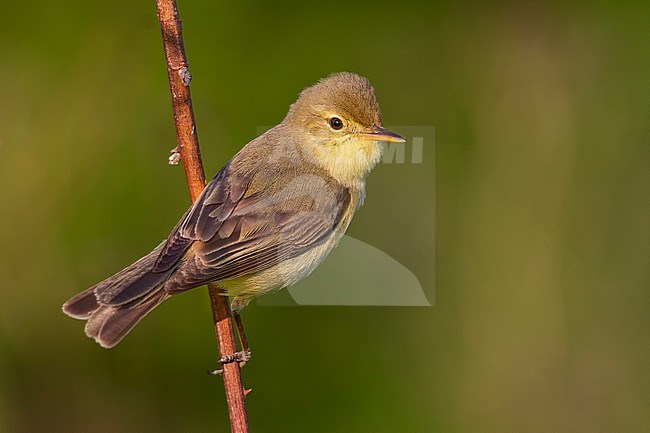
[283,72,404,186]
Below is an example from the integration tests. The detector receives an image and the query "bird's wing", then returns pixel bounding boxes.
[153,161,351,289]
[153,163,247,273]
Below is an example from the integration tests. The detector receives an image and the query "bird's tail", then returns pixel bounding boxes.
[62,244,173,348]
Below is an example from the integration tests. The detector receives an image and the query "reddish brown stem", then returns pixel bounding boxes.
[155,1,249,431]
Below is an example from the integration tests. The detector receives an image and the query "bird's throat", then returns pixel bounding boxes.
[313,138,384,188]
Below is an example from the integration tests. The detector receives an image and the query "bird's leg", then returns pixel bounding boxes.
[234,313,251,361]
[215,313,251,365]
[208,307,252,375]
[208,329,251,375]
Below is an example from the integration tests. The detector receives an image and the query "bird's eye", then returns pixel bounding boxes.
[329,117,344,130]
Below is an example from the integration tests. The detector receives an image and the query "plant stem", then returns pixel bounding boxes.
[155,1,249,431]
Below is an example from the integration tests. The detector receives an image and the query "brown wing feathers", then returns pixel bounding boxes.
[62,157,351,347]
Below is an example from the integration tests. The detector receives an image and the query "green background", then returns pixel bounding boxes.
[1,1,649,432]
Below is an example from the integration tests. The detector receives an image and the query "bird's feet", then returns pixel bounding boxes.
[208,350,252,375]
[218,349,252,366]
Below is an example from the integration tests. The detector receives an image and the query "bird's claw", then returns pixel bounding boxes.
[207,350,252,375]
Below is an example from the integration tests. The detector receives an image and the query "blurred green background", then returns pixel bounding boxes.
[1,1,649,432]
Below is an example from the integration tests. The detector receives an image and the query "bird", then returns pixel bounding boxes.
[62,72,405,350]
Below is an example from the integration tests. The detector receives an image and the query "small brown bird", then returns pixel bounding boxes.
[63,72,404,349]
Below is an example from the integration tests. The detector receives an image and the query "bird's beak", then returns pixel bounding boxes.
[355,127,406,143]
